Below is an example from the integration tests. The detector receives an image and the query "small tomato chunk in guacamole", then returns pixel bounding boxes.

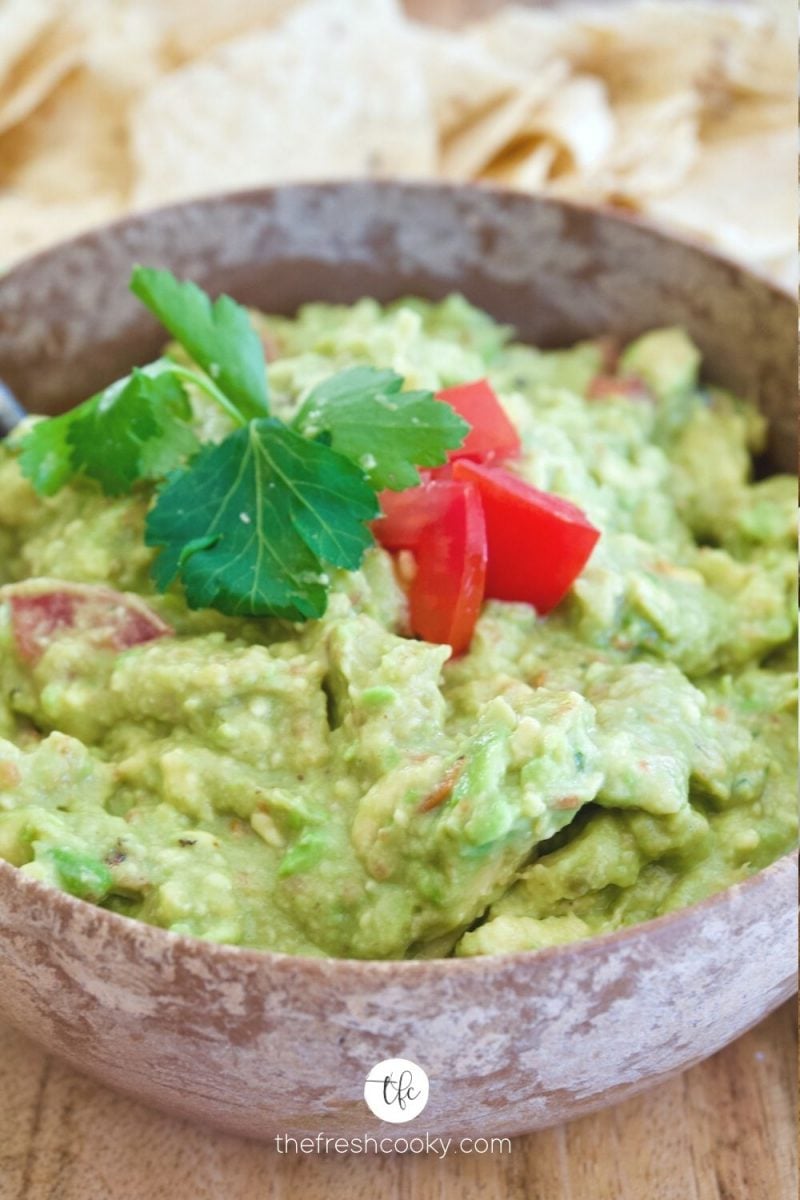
[0,297,796,958]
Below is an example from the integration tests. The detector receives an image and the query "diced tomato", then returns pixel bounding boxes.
[421,463,454,482]
[408,481,487,656]
[437,380,521,464]
[587,374,651,402]
[373,478,457,551]
[373,480,488,652]
[451,461,600,613]
[3,581,173,664]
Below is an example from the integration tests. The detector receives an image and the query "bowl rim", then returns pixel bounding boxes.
[0,180,796,980]
[1,178,794,307]
[0,850,795,977]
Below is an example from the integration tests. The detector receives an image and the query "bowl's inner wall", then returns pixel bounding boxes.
[0,184,796,470]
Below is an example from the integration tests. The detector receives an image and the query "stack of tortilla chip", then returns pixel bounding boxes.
[0,0,794,287]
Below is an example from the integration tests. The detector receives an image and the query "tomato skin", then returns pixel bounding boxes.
[437,380,521,464]
[408,481,487,656]
[373,478,458,551]
[587,374,650,402]
[2,581,172,663]
[373,379,519,552]
[451,460,600,613]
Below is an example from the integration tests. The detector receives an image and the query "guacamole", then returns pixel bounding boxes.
[0,296,796,958]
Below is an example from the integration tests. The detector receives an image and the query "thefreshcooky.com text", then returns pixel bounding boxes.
[274,1133,512,1159]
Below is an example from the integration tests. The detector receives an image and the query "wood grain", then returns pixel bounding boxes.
[0,1003,795,1200]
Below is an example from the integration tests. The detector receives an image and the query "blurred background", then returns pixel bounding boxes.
[0,0,794,285]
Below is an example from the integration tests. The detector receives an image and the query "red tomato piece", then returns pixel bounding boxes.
[3,581,173,664]
[373,478,458,551]
[420,464,454,482]
[451,461,600,614]
[437,379,521,463]
[587,374,651,402]
[408,481,487,656]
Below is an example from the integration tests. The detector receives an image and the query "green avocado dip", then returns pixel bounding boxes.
[0,293,796,958]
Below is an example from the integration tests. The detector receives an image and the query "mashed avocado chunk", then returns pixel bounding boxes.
[0,299,795,957]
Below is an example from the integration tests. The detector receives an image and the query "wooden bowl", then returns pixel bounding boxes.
[0,183,795,1140]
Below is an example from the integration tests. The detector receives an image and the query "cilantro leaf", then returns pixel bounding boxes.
[293,366,469,490]
[145,418,379,619]
[18,363,199,497]
[18,409,81,497]
[16,269,469,627]
[68,370,199,495]
[130,267,269,423]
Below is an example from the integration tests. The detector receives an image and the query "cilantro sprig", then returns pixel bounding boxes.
[130,268,270,423]
[16,268,468,620]
[293,366,468,492]
[147,420,378,620]
[19,362,198,497]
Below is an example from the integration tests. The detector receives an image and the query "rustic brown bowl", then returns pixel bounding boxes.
[0,183,795,1141]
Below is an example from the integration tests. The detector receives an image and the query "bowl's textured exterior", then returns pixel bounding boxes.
[0,183,796,1141]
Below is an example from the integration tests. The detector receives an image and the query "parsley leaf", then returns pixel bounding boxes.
[19,364,199,497]
[293,366,469,490]
[69,370,199,496]
[130,267,270,423]
[145,418,379,620]
[16,271,472,623]
[18,409,80,497]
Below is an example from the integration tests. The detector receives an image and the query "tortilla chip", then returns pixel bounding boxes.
[646,101,796,264]
[154,0,302,63]
[68,0,168,93]
[478,1,789,112]
[0,0,59,86]
[440,59,568,180]
[477,74,615,189]
[720,9,797,98]
[481,139,560,190]
[0,69,132,203]
[411,25,525,140]
[0,12,84,137]
[551,90,700,205]
[474,6,595,74]
[605,92,700,198]
[570,1,769,104]
[525,74,615,175]
[131,0,436,208]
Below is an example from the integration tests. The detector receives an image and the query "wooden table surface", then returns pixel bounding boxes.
[0,1002,796,1200]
